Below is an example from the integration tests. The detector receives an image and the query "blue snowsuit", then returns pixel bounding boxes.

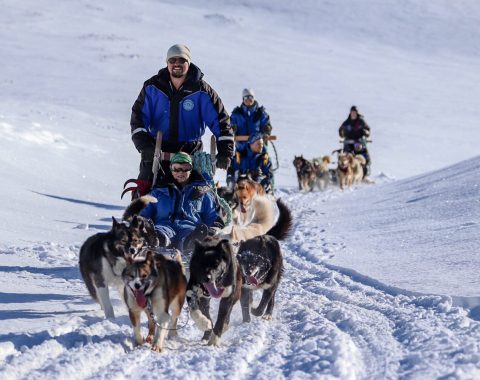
[233,146,273,186]
[140,172,219,249]
[230,101,271,153]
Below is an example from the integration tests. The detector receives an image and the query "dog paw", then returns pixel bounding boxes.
[168,330,178,339]
[145,334,154,344]
[251,307,263,317]
[151,344,163,353]
[190,309,212,331]
[262,314,273,321]
[208,334,221,347]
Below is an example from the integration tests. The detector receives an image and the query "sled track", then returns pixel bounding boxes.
[281,189,480,379]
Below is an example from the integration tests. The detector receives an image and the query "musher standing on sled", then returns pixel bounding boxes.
[226,88,272,188]
[339,105,371,178]
[129,44,234,197]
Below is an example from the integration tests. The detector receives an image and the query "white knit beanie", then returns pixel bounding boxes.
[242,88,255,98]
[166,44,192,64]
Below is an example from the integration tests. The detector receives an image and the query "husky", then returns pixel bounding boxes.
[122,195,161,252]
[293,155,316,191]
[186,238,242,346]
[312,155,332,191]
[122,249,187,352]
[237,235,284,322]
[79,196,160,319]
[79,217,132,319]
[218,178,293,242]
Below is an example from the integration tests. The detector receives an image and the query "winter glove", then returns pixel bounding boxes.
[216,154,231,170]
[262,123,272,135]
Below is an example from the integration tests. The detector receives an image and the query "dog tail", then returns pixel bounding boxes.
[122,195,157,221]
[266,198,293,241]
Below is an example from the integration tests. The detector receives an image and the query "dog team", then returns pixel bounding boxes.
[79,177,292,352]
[293,105,373,191]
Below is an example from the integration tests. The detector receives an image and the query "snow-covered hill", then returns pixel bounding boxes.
[1,0,480,378]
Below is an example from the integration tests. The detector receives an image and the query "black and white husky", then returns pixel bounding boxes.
[186,238,242,346]
[237,234,284,322]
[79,195,159,319]
[79,217,132,319]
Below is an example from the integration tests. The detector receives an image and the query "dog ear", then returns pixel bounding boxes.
[130,215,139,227]
[112,216,120,226]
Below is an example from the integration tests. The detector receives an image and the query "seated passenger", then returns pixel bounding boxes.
[232,132,274,193]
[140,152,222,251]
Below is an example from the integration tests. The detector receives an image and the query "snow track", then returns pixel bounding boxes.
[1,190,480,379]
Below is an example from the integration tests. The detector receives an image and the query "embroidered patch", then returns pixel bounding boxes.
[183,99,195,111]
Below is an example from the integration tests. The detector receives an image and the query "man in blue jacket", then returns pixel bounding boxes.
[140,152,222,251]
[130,44,234,196]
[232,132,274,193]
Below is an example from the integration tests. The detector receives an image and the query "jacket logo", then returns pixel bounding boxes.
[183,99,195,111]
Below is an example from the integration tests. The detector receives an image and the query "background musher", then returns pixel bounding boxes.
[129,44,234,198]
[226,88,272,188]
[339,105,371,177]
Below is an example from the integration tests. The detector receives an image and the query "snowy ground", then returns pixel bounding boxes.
[1,0,480,379]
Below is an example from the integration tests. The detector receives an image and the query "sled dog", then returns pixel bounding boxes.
[336,151,354,189]
[79,196,160,319]
[122,249,186,352]
[218,178,292,242]
[122,195,161,251]
[312,155,332,191]
[293,155,316,191]
[79,217,132,319]
[237,234,284,322]
[186,238,242,346]
[351,154,366,184]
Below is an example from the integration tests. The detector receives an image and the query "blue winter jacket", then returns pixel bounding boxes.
[131,63,234,157]
[233,146,273,181]
[230,101,271,152]
[140,172,218,245]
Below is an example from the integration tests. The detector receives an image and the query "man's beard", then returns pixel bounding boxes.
[171,68,187,79]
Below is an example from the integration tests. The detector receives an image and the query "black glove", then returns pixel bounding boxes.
[216,155,231,170]
[262,124,272,135]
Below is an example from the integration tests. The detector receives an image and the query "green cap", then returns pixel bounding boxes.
[170,152,193,166]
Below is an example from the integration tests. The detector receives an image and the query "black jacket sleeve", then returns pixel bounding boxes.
[203,82,234,158]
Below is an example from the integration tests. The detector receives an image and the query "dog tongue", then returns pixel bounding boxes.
[134,289,147,308]
[247,276,258,286]
[202,282,224,298]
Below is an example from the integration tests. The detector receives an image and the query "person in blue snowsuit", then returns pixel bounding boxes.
[232,133,274,193]
[140,152,222,251]
[227,88,272,188]
[130,44,234,197]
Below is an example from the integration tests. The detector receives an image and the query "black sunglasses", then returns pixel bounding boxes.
[168,57,188,65]
[171,167,192,173]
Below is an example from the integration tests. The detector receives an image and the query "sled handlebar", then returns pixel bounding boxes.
[235,135,277,142]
